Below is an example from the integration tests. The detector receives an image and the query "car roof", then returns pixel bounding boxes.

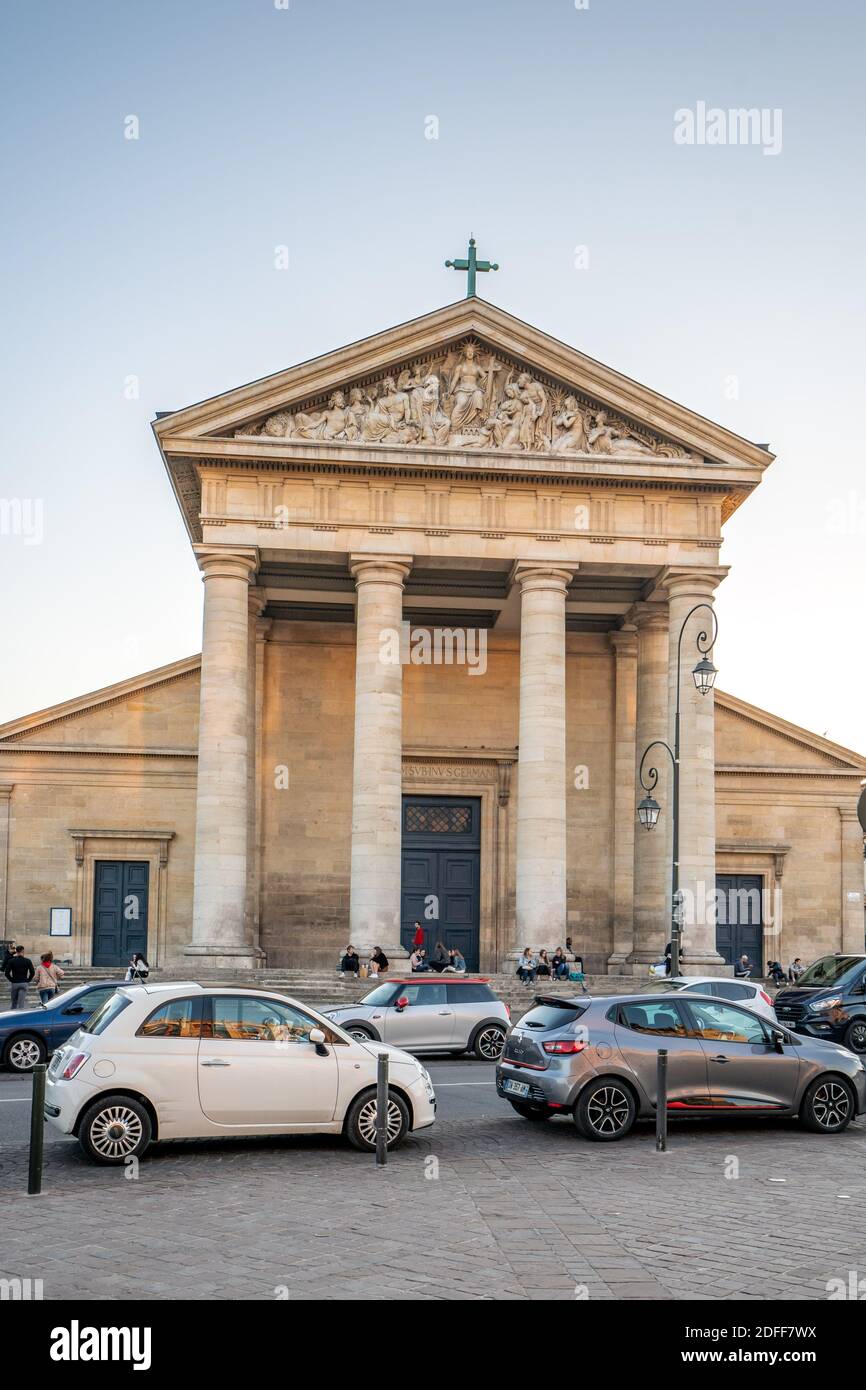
[388,976,491,985]
[528,990,725,1009]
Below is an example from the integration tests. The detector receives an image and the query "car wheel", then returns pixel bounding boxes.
[509,1100,553,1121]
[4,1034,46,1073]
[473,1024,506,1060]
[843,1020,866,1055]
[800,1076,855,1134]
[344,1088,410,1152]
[78,1095,152,1165]
[574,1078,636,1142]
[347,1025,375,1042]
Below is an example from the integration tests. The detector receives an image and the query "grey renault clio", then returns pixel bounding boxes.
[496,992,866,1141]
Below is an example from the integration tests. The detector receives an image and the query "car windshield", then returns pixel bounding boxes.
[85,992,131,1036]
[361,984,397,1007]
[515,1001,588,1031]
[40,985,88,1012]
[795,955,862,987]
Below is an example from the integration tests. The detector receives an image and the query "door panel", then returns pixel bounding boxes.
[381,981,454,1048]
[197,996,338,1127]
[400,796,480,969]
[716,874,763,972]
[92,861,149,966]
[682,998,800,1111]
[613,999,710,1110]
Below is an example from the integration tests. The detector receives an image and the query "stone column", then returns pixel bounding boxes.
[186,545,259,967]
[348,554,412,955]
[630,603,672,967]
[608,626,638,968]
[244,587,267,960]
[0,784,12,937]
[664,568,727,971]
[839,809,865,953]
[514,563,574,946]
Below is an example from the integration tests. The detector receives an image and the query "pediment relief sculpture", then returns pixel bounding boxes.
[231,340,691,460]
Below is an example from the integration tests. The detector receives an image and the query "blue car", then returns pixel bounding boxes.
[1,982,127,1072]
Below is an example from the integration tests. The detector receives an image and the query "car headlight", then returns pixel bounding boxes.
[808,997,843,1012]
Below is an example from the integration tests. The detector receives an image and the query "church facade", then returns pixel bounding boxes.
[1,299,864,974]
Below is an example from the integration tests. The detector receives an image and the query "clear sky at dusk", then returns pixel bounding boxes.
[1,0,864,749]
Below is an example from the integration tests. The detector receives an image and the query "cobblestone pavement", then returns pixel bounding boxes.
[3,1105,866,1301]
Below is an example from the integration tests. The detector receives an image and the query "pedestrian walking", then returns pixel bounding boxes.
[33,951,64,1006]
[4,945,35,1009]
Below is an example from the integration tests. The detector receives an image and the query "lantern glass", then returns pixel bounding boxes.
[692,656,717,695]
[637,795,661,831]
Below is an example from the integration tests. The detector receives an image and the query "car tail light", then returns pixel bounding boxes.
[60,1051,89,1080]
[504,1003,511,1020]
[759,990,772,1006]
[543,1039,586,1055]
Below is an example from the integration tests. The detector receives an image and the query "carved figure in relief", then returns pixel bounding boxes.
[419,373,451,445]
[587,409,655,456]
[552,396,589,453]
[516,372,549,450]
[344,386,369,440]
[447,343,486,433]
[483,382,524,449]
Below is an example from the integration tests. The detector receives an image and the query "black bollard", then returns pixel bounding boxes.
[28,1063,47,1194]
[375,1050,389,1167]
[656,1048,668,1152]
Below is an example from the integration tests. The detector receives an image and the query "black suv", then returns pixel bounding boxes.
[774,954,866,1054]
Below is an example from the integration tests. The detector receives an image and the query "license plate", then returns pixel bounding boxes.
[503,1079,530,1098]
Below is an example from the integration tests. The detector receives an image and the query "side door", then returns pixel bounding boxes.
[50,986,120,1050]
[381,982,454,1049]
[612,998,710,1111]
[132,995,205,1129]
[197,995,338,1129]
[681,998,800,1111]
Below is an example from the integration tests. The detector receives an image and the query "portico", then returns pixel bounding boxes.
[148,297,779,972]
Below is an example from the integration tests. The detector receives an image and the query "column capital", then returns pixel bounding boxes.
[511,560,576,595]
[348,553,413,587]
[193,544,259,583]
[659,565,729,601]
[628,601,669,632]
[248,585,267,620]
[609,624,638,658]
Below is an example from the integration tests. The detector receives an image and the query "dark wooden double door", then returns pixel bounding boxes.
[400,796,481,970]
[92,860,149,966]
[715,874,763,971]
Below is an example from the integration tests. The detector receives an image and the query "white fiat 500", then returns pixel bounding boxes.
[44,983,436,1164]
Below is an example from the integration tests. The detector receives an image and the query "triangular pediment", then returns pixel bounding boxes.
[154,298,773,540]
[715,690,866,774]
[156,300,772,466]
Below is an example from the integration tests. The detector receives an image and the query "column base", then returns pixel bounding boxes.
[183,944,264,971]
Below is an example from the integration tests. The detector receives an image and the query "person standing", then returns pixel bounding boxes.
[4,945,35,1010]
[412,921,425,951]
[33,952,64,1006]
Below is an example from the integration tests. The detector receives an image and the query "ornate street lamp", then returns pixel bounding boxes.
[635,604,719,977]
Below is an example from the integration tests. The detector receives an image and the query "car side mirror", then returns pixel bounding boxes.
[309,1027,329,1056]
[64,1005,84,1015]
[771,1028,786,1053]
[395,996,409,1012]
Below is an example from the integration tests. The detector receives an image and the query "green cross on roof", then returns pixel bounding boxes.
[445,237,499,298]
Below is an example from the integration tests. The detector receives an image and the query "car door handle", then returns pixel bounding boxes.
[201,1059,231,1067]
[437,1010,453,1016]
[711,1055,729,1063]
